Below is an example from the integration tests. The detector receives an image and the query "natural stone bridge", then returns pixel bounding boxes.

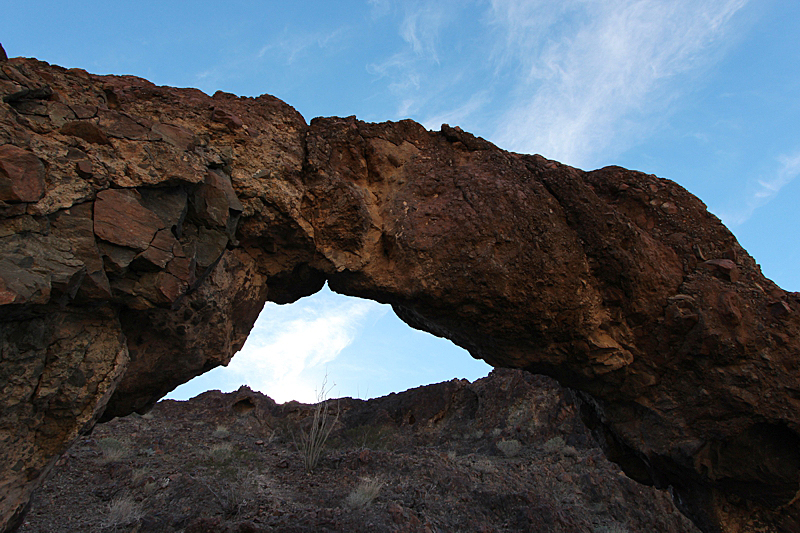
[1,57,799,532]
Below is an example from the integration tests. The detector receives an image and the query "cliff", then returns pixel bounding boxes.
[1,56,799,532]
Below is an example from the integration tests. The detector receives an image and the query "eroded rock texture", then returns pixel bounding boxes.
[0,56,798,532]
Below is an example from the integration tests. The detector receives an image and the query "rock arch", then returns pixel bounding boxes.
[1,57,799,532]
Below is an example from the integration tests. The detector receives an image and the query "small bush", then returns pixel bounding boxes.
[103,493,143,530]
[497,439,522,457]
[98,438,128,463]
[194,471,255,518]
[207,442,234,463]
[542,436,565,454]
[345,477,384,509]
[213,425,230,439]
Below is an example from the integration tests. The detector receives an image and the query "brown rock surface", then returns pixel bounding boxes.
[0,144,45,203]
[1,57,799,532]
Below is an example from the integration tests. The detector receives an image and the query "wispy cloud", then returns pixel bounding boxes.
[258,26,350,65]
[488,0,748,167]
[421,90,491,131]
[367,2,452,118]
[717,150,800,226]
[368,1,747,165]
[216,287,386,403]
[368,0,392,20]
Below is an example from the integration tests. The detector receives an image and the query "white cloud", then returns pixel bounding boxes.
[366,2,452,118]
[717,150,800,226]
[368,1,747,164]
[487,0,748,167]
[222,288,386,403]
[258,26,349,65]
[421,90,491,131]
[399,5,444,61]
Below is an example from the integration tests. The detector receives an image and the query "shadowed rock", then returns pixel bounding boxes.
[1,57,799,533]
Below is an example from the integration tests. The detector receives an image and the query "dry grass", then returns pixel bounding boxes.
[212,425,230,439]
[345,477,384,509]
[194,471,255,518]
[103,493,143,530]
[207,442,234,462]
[98,438,128,463]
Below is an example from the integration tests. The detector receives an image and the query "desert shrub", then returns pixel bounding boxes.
[345,477,384,509]
[208,442,234,463]
[293,376,339,473]
[212,425,231,439]
[103,493,143,530]
[542,436,565,454]
[471,458,497,474]
[194,471,255,518]
[542,436,579,457]
[131,468,150,485]
[98,438,128,463]
[497,439,522,457]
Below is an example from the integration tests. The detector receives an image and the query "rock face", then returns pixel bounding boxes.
[0,57,798,533]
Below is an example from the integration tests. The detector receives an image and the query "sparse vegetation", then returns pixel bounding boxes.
[543,436,565,454]
[207,442,234,463]
[194,471,255,518]
[345,477,384,509]
[103,493,143,531]
[212,425,231,439]
[496,438,522,457]
[24,371,700,533]
[294,375,339,473]
[97,438,127,463]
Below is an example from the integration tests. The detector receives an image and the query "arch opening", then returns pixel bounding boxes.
[166,283,492,404]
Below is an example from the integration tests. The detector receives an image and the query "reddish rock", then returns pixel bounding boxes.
[134,229,177,270]
[211,107,244,130]
[700,258,740,282]
[98,109,149,140]
[150,122,197,151]
[74,160,92,178]
[0,145,45,202]
[59,120,111,145]
[68,104,97,119]
[94,188,164,251]
[769,300,791,318]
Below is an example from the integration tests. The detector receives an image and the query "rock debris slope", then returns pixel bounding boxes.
[0,55,799,532]
[24,370,700,533]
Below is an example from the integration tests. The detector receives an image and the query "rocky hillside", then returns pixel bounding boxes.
[22,370,697,533]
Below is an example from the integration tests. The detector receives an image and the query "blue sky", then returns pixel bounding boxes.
[4,1,798,403]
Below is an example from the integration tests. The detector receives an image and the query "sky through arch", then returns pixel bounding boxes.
[167,285,492,403]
